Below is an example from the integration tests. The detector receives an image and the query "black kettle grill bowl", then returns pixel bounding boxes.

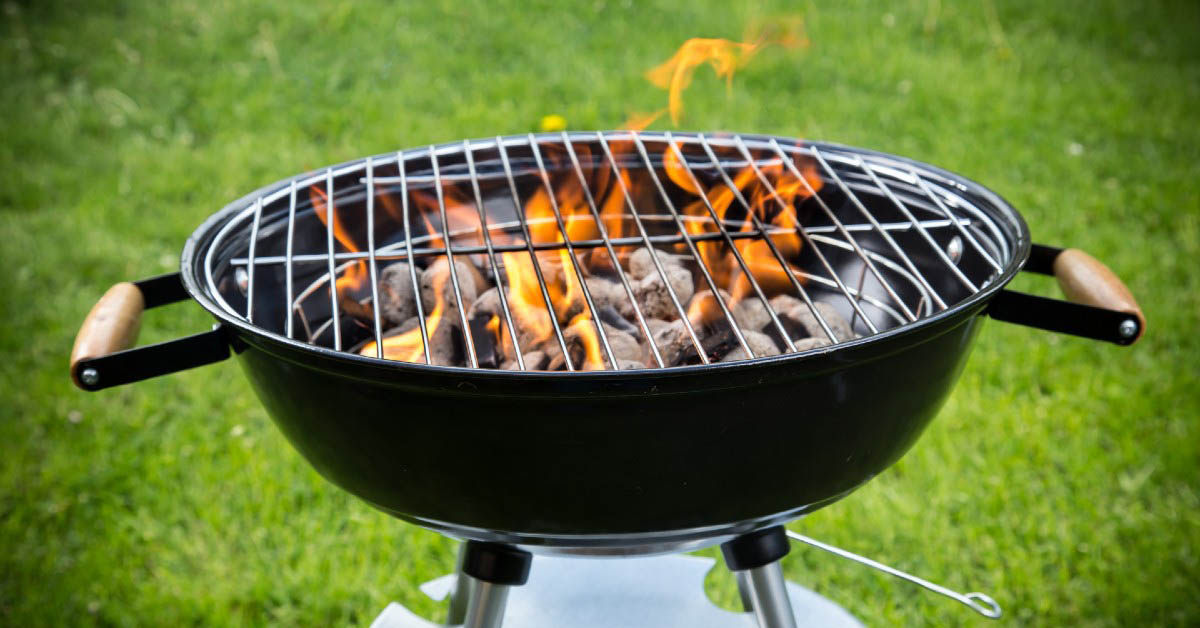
[173,134,1028,550]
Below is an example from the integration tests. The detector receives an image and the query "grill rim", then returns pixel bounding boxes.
[180,133,1032,379]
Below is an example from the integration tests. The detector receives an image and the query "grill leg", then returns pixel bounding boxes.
[446,544,471,625]
[722,527,798,628]
[462,580,511,628]
[457,542,532,628]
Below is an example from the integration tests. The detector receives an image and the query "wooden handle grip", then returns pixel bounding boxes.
[1053,249,1145,341]
[71,282,145,387]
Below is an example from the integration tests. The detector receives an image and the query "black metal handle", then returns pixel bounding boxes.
[986,244,1143,345]
[72,273,231,391]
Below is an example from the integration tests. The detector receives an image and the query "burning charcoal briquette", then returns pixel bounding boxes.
[767,294,802,316]
[426,316,463,366]
[468,287,547,362]
[378,263,422,326]
[793,336,830,351]
[597,305,638,334]
[770,295,854,343]
[420,258,479,312]
[467,286,513,326]
[720,330,781,362]
[633,264,694,319]
[812,302,854,340]
[687,288,733,328]
[601,322,645,363]
[644,318,671,336]
[503,350,548,371]
[732,297,773,333]
[585,277,634,319]
[380,315,460,366]
[651,319,699,366]
[629,246,684,280]
[617,359,646,370]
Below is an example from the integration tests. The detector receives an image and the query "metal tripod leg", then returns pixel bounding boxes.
[450,541,533,628]
[462,580,512,628]
[723,526,798,628]
[739,560,798,628]
[446,545,471,625]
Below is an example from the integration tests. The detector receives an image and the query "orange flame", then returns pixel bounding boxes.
[310,185,368,298]
[687,289,727,329]
[645,38,762,126]
[567,313,606,370]
[520,181,601,350]
[361,17,817,367]
[634,18,806,128]
[359,270,445,362]
[620,109,667,132]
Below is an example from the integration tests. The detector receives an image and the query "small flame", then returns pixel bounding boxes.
[360,17,816,368]
[620,109,666,132]
[567,313,606,370]
[500,250,554,345]
[663,141,700,196]
[645,38,762,126]
[310,185,368,298]
[687,289,727,328]
[359,271,445,362]
[405,186,482,251]
[634,18,807,127]
[518,182,604,356]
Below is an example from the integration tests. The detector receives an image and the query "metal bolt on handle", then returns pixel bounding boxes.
[786,530,1003,619]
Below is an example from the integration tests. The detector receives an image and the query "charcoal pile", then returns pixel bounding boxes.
[350,247,856,370]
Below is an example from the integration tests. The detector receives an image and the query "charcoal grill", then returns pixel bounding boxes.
[70,131,1143,627]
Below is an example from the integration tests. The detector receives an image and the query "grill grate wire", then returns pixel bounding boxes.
[210,132,1013,371]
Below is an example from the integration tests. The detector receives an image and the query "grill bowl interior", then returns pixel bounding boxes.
[195,132,1020,372]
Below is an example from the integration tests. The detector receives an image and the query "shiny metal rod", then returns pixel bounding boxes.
[786,530,1002,619]
[446,544,471,625]
[462,580,511,628]
[742,561,798,628]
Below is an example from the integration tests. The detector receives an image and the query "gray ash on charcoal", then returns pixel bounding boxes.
[350,237,860,370]
[769,294,854,344]
[421,258,478,313]
[379,263,422,326]
[602,322,646,364]
[630,249,695,319]
[629,247,686,280]
[424,316,465,366]
[650,319,699,366]
[542,318,642,371]
[503,350,548,371]
[732,297,773,334]
[469,286,551,363]
[596,305,638,334]
[585,276,635,319]
[721,330,782,362]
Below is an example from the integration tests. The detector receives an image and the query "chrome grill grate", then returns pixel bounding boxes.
[208,132,1014,371]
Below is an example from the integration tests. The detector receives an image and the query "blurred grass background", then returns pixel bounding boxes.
[1,0,1197,625]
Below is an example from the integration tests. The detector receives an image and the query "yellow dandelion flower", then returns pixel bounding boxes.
[539,114,567,132]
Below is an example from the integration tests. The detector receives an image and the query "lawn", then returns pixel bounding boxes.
[2,0,1198,625]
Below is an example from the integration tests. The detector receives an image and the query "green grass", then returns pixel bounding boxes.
[2,0,1198,625]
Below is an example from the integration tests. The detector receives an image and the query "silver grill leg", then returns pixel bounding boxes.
[446,545,471,625]
[740,561,798,628]
[453,541,532,628]
[722,526,798,628]
[462,580,511,628]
